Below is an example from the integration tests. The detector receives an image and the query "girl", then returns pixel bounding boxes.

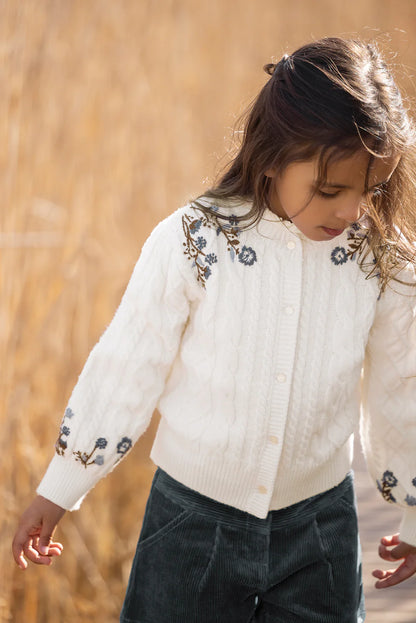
[12,37,416,622]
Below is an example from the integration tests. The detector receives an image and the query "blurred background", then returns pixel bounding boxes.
[2,1,416,621]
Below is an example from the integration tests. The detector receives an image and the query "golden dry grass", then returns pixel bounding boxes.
[2,2,416,621]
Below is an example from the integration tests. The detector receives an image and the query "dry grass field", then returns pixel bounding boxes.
[2,2,416,621]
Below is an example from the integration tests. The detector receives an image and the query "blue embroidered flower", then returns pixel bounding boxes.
[205,253,218,265]
[65,407,75,419]
[95,437,108,450]
[61,426,70,436]
[376,479,396,503]
[189,219,202,234]
[195,236,207,250]
[229,214,239,226]
[238,246,257,266]
[412,477,416,487]
[204,266,212,279]
[94,455,104,466]
[405,494,416,506]
[117,437,133,455]
[350,222,360,231]
[382,471,398,487]
[331,247,348,265]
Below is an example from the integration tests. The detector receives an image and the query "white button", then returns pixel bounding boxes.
[258,485,268,494]
[269,435,279,444]
[276,373,286,383]
[287,240,296,249]
[285,306,294,315]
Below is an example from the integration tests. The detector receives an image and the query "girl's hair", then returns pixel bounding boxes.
[194,37,416,290]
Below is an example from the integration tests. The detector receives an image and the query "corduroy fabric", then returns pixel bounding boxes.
[120,469,365,623]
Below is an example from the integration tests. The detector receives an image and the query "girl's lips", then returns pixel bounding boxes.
[322,226,345,237]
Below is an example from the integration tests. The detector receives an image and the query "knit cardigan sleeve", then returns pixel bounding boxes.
[361,264,416,546]
[37,210,195,510]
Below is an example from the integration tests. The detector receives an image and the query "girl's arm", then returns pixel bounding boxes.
[361,262,416,587]
[28,208,196,512]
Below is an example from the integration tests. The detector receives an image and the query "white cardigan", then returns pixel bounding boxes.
[37,200,416,545]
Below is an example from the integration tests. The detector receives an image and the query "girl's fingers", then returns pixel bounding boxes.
[381,534,401,547]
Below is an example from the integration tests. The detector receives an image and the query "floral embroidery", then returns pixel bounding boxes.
[405,494,416,507]
[74,437,108,468]
[330,246,348,266]
[412,477,416,488]
[330,223,368,265]
[376,470,398,503]
[382,471,398,487]
[182,210,257,288]
[205,253,218,265]
[55,407,75,456]
[115,436,133,464]
[195,236,207,250]
[238,246,257,266]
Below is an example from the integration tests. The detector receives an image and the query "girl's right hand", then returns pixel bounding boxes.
[12,495,66,569]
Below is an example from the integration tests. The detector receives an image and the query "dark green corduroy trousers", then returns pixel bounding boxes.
[120,469,365,623]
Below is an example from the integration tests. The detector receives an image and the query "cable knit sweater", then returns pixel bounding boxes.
[37,200,416,545]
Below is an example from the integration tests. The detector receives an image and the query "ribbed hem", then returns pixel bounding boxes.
[150,425,353,519]
[399,508,416,547]
[36,455,101,510]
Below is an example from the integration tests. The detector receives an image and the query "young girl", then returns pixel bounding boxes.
[13,37,416,622]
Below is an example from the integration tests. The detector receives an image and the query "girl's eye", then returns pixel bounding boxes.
[317,189,341,199]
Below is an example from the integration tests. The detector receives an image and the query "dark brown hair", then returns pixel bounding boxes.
[194,37,416,290]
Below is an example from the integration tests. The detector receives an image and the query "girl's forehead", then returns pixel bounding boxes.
[324,151,400,187]
[280,150,400,192]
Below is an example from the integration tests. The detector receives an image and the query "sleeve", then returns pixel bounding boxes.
[37,210,196,510]
[360,264,416,545]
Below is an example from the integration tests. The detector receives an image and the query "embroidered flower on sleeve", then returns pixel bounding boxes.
[376,470,398,504]
[115,437,133,464]
[55,408,75,456]
[382,471,398,487]
[405,494,416,506]
[412,477,416,488]
[117,437,132,455]
[74,437,108,468]
[238,246,257,266]
[331,247,348,265]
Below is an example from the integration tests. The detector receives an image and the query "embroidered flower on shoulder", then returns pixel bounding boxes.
[330,223,368,266]
[330,246,348,266]
[405,494,416,507]
[412,477,416,488]
[238,246,257,266]
[205,253,218,265]
[182,209,257,288]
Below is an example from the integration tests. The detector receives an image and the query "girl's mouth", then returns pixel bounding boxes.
[321,226,345,237]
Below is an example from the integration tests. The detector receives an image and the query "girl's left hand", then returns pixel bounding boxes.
[373,533,416,588]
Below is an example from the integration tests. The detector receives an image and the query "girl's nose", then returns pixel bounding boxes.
[335,197,364,224]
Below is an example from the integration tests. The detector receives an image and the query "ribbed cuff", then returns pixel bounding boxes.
[36,455,102,511]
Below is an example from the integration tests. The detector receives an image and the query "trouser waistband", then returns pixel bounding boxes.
[153,468,354,533]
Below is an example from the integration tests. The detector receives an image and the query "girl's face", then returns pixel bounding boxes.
[267,150,400,241]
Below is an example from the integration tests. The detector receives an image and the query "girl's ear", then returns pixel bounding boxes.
[265,167,277,178]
